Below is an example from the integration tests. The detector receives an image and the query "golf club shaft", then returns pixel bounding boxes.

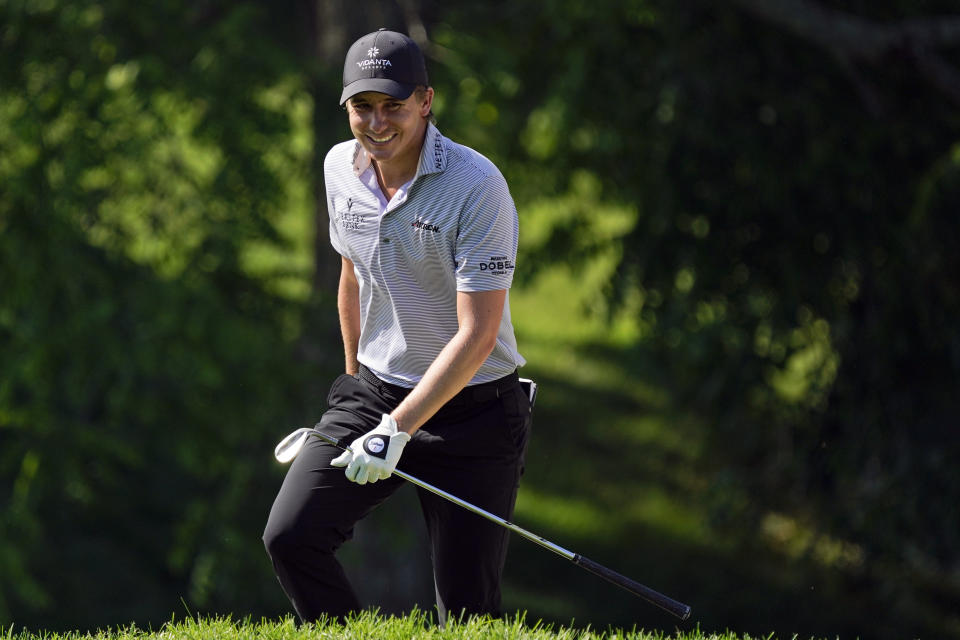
[312,430,691,620]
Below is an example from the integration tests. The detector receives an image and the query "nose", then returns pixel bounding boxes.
[369,106,388,132]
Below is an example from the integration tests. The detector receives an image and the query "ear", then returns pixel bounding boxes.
[419,87,435,117]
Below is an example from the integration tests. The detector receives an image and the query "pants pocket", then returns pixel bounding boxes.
[500,386,532,472]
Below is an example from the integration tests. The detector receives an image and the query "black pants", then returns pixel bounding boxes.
[263,367,532,625]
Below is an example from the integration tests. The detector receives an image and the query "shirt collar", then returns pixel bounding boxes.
[351,122,447,180]
[415,122,447,178]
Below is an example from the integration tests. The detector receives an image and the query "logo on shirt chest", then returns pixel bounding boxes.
[335,197,366,231]
[411,217,441,234]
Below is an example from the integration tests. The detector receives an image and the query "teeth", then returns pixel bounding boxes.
[369,134,395,143]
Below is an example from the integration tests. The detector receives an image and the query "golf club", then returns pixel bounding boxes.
[272,426,692,621]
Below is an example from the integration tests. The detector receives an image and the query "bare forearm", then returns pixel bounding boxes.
[338,257,361,375]
[391,328,496,434]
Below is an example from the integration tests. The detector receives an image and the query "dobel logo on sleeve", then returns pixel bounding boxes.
[363,435,388,459]
[478,256,515,275]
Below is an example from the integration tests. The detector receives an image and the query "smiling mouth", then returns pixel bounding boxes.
[366,133,397,144]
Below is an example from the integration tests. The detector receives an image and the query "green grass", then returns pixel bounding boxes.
[5,611,786,640]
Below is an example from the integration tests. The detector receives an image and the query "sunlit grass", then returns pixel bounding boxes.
[4,610,795,639]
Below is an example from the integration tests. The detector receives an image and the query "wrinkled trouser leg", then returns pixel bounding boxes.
[404,384,530,625]
[263,433,403,622]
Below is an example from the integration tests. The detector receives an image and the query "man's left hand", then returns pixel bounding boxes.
[331,414,411,484]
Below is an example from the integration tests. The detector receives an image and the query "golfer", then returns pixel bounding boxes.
[263,29,531,625]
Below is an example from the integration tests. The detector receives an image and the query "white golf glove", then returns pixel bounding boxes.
[331,414,410,485]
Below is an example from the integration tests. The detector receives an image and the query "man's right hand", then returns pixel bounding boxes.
[331,414,410,485]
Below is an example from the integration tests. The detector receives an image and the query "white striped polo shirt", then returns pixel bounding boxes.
[325,122,526,387]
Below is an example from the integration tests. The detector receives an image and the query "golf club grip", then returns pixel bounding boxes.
[572,554,691,620]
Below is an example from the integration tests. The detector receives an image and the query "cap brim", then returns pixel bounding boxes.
[340,78,417,105]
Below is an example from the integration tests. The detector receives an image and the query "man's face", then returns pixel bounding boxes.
[346,89,433,174]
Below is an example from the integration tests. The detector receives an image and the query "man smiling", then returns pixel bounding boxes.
[346,89,431,185]
[263,29,532,626]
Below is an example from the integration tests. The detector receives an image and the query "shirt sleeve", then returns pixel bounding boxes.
[328,200,346,257]
[324,147,348,258]
[454,173,519,292]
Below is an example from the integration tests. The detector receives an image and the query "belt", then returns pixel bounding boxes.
[358,364,518,407]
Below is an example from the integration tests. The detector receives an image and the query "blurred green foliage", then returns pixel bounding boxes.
[0,0,322,628]
[1,0,958,638]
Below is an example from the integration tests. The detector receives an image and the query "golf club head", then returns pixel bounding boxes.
[274,427,312,463]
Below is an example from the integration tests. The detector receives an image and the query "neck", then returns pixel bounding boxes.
[373,160,415,199]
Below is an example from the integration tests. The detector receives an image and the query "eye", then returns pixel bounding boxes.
[350,102,371,112]
[386,101,403,111]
